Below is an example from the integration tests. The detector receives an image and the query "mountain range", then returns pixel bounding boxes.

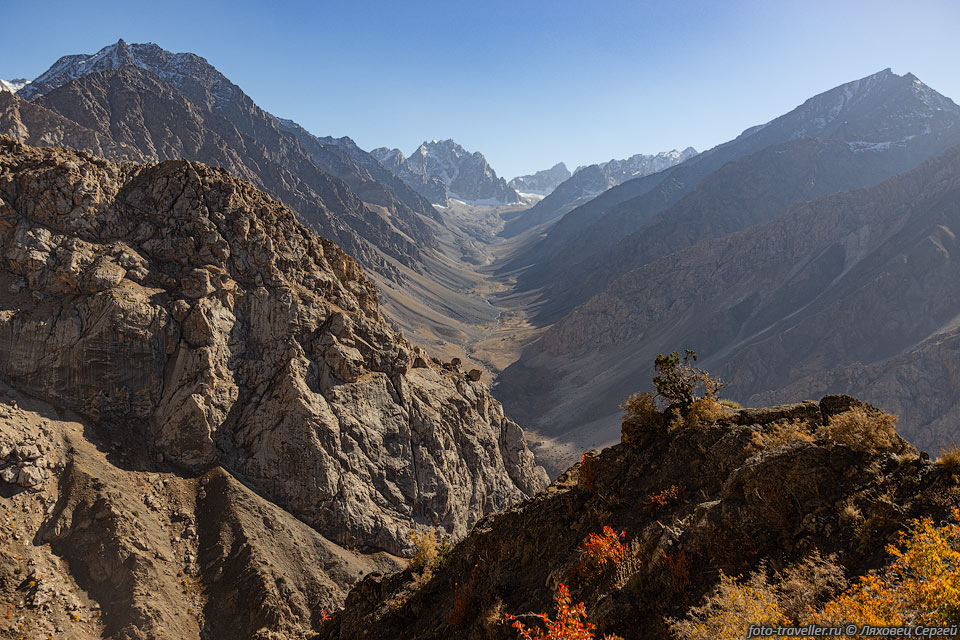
[7,40,436,279]
[504,70,960,316]
[496,68,960,472]
[0,39,528,360]
[499,147,698,238]
[372,139,520,205]
[5,36,960,639]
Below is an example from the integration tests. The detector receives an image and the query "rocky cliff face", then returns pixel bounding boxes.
[0,91,145,163]
[319,396,960,639]
[0,140,547,563]
[0,378,406,640]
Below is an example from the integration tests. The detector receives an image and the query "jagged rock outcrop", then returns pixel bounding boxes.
[507,162,570,195]
[319,396,960,639]
[0,140,547,562]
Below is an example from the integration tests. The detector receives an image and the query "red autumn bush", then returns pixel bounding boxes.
[504,583,624,640]
[579,526,628,573]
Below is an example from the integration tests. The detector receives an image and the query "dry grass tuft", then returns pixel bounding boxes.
[820,407,899,453]
[763,419,816,448]
[685,397,724,429]
[936,442,960,475]
[839,503,862,526]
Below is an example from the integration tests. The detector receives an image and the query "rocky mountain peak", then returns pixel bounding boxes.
[508,162,571,195]
[580,147,700,183]
[410,139,519,204]
[737,68,960,146]
[19,40,241,113]
[0,78,30,94]
[371,146,449,205]
[375,139,520,205]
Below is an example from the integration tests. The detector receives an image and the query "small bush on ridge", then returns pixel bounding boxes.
[620,392,661,443]
[409,529,439,573]
[821,407,899,453]
[653,350,723,409]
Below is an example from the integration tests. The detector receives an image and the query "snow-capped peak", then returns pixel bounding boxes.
[19,39,240,110]
[735,68,960,145]
[573,147,699,180]
[377,139,519,204]
[0,78,30,94]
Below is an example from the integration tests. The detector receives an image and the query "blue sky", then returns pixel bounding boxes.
[3,0,960,178]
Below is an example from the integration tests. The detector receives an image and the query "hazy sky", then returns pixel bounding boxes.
[3,0,960,178]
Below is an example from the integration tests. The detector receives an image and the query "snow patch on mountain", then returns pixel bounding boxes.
[0,79,29,94]
[577,147,699,183]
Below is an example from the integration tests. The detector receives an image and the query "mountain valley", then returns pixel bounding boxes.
[3,31,960,640]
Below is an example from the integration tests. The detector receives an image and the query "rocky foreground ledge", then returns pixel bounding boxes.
[319,395,960,640]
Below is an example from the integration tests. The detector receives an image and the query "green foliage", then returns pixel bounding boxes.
[653,350,723,410]
[620,392,662,443]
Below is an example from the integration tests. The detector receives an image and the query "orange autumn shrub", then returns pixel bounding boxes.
[579,527,628,573]
[504,583,624,640]
[671,511,960,640]
[649,485,680,510]
[815,508,960,626]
